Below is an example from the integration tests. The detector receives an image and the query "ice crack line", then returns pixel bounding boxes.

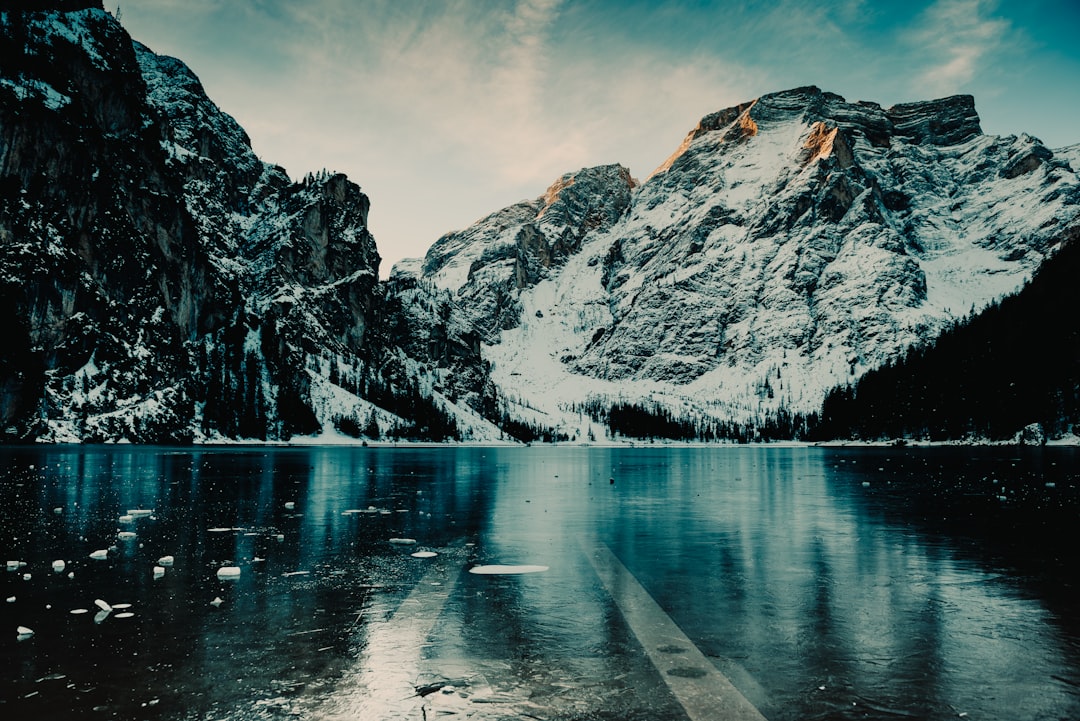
[586,541,769,721]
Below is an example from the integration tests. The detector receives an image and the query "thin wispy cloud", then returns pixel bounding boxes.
[908,0,1015,95]
[120,0,1080,269]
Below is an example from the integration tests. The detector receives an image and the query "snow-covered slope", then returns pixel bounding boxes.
[402,87,1080,438]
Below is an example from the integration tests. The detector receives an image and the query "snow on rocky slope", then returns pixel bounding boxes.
[0,3,501,442]
[401,87,1080,438]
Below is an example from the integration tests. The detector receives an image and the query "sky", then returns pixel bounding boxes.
[119,0,1080,275]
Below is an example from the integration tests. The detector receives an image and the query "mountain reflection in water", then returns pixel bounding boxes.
[1,445,1078,720]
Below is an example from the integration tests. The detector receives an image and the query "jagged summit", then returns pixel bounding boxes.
[401,85,1080,438]
[653,86,982,179]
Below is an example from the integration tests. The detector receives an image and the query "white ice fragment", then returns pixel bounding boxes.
[93,610,110,624]
[70,608,88,615]
[153,566,165,579]
[117,531,137,540]
[17,626,34,639]
[275,534,285,542]
[210,597,224,607]
[388,538,417,545]
[157,556,174,566]
[282,571,310,577]
[52,560,65,572]
[208,527,232,533]
[284,501,296,510]
[469,565,549,575]
[6,596,14,603]
[94,599,112,612]
[1046,482,1057,488]
[89,549,109,560]
[217,566,241,579]
[861,481,870,487]
[22,573,31,581]
[127,509,153,517]
[411,551,438,559]
[53,507,63,514]
[67,572,74,579]
[6,560,24,571]
[252,557,265,563]
[115,612,134,619]
[111,603,132,610]
[118,515,134,524]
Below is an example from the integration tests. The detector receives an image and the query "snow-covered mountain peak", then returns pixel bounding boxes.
[408,86,1080,438]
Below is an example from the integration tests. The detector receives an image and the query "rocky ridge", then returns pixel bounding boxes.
[0,4,481,442]
[399,86,1080,438]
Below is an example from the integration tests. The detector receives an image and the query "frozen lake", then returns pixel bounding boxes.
[1,445,1079,720]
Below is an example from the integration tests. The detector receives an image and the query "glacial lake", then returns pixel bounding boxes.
[1,445,1078,720]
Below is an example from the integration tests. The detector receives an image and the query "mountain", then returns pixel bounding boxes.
[4,4,1080,444]
[398,87,1080,440]
[0,3,494,443]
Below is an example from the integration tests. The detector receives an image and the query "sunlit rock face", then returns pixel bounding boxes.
[402,85,1080,432]
[0,7,382,441]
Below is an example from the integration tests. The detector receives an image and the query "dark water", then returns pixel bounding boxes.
[1,445,1079,720]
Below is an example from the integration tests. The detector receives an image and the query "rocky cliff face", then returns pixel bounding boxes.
[0,5,423,442]
[402,86,1080,438]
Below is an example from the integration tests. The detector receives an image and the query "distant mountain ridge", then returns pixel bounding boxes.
[2,4,1079,443]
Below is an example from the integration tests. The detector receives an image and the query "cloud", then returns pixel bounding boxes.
[907,0,1014,95]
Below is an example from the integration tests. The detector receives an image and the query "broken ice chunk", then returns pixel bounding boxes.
[468,565,549,575]
[111,603,132,610]
[115,612,134,619]
[274,534,285,542]
[388,538,417,545]
[284,501,296,510]
[127,509,153,517]
[52,560,65,572]
[117,531,137,540]
[53,507,63,514]
[6,560,25,571]
[22,573,31,581]
[118,515,134,524]
[153,566,165,579]
[93,610,110,624]
[94,599,112,612]
[210,597,224,607]
[6,596,14,603]
[157,556,174,566]
[411,551,438,559]
[217,566,241,579]
[70,608,88,615]
[17,626,34,640]
[89,549,109,560]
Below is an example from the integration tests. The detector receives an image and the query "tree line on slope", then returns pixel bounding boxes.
[810,233,1080,442]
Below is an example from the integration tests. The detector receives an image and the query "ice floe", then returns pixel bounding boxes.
[95,599,112,612]
[157,555,174,566]
[127,509,153,517]
[89,549,109,560]
[52,560,65,572]
[411,551,438,559]
[17,626,34,640]
[284,501,296,510]
[468,565,549,575]
[153,566,165,579]
[389,538,417,545]
[70,608,88,615]
[217,566,241,579]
